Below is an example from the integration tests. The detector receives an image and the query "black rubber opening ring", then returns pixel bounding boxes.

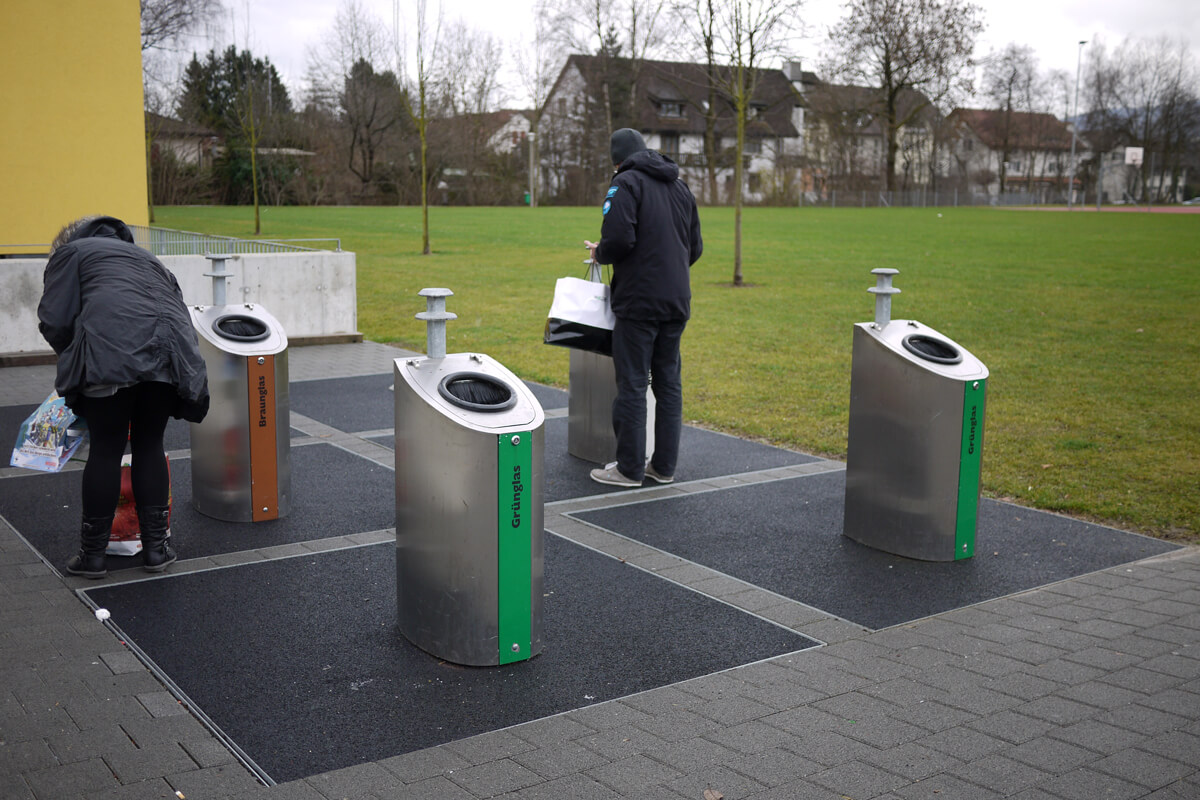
[902,333,963,365]
[437,371,518,412]
[212,314,271,342]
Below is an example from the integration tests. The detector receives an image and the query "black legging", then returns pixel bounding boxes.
[77,382,175,518]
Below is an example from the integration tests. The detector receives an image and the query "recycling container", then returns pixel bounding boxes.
[568,350,655,464]
[394,350,546,666]
[567,263,655,464]
[843,270,987,561]
[189,303,291,522]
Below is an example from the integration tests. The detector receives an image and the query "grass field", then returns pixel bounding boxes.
[154,205,1200,541]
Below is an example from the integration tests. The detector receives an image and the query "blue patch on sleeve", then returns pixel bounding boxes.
[602,200,612,216]
[606,186,619,198]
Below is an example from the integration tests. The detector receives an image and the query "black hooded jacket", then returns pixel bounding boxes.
[37,217,210,421]
[594,150,702,320]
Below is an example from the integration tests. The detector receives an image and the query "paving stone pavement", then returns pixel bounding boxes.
[3,343,1198,799]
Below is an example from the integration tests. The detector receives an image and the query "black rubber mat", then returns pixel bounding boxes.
[573,471,1180,630]
[1,443,394,572]
[83,536,816,783]
[2,403,305,455]
[367,416,819,502]
[290,373,568,434]
[289,373,396,432]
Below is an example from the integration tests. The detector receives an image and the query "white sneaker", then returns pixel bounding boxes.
[589,461,641,488]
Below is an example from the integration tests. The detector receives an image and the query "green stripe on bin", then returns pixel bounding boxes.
[955,379,986,560]
[497,432,533,664]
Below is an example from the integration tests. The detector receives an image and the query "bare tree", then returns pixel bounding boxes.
[437,21,507,204]
[438,21,504,116]
[982,44,1038,193]
[828,0,982,192]
[666,0,723,202]
[1083,36,1199,203]
[307,1,402,199]
[141,0,223,51]
[711,0,801,286]
[541,0,668,130]
[394,0,443,254]
[141,0,223,221]
[514,15,562,207]
[232,61,265,232]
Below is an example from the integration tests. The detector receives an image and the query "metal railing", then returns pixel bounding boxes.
[3,227,342,257]
[131,226,342,256]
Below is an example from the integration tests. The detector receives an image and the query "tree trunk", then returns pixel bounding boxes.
[145,131,156,224]
[420,81,431,255]
[733,70,745,286]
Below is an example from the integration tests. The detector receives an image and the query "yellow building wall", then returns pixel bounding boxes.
[0,0,148,254]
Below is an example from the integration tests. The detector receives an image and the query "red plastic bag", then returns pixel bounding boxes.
[107,453,171,556]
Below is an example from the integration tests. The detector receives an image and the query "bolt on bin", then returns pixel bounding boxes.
[567,261,655,464]
[394,288,546,666]
[189,254,291,522]
[843,268,988,561]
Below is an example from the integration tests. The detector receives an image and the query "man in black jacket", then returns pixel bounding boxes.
[586,128,703,487]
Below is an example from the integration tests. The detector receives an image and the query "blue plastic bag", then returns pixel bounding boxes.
[10,392,88,472]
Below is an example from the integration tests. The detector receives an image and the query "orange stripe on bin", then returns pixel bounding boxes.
[247,355,279,521]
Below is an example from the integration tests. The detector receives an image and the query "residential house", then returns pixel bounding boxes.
[1089,145,1191,204]
[946,108,1078,200]
[432,110,535,205]
[538,54,946,205]
[793,69,941,197]
[539,54,804,205]
[146,112,220,168]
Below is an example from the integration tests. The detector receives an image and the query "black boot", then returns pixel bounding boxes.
[137,505,176,573]
[65,516,113,579]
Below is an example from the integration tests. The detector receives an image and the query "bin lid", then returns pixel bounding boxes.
[190,304,287,355]
[396,353,544,432]
[855,320,987,380]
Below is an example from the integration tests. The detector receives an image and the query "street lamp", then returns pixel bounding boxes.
[1068,39,1086,210]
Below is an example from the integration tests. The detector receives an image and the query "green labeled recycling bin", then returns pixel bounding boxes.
[843,270,988,561]
[393,290,545,666]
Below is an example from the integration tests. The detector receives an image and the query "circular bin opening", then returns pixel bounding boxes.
[438,372,518,412]
[902,334,962,365]
[213,314,270,342]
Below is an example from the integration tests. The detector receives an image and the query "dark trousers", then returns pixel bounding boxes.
[77,382,174,517]
[611,317,686,480]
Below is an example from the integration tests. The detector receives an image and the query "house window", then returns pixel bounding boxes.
[748,104,767,120]
[963,139,973,151]
[660,132,680,156]
[658,101,685,118]
[744,138,762,154]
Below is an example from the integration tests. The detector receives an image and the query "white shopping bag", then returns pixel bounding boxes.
[543,276,616,356]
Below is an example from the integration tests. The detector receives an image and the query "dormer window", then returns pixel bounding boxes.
[658,101,685,118]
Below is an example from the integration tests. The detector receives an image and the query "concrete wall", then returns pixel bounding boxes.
[1,0,148,254]
[1,252,359,357]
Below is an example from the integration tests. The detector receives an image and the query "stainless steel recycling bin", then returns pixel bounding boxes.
[843,270,988,561]
[567,263,655,463]
[189,303,291,522]
[394,349,546,666]
[568,350,655,463]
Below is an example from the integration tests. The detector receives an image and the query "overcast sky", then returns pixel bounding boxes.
[179,0,1197,108]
